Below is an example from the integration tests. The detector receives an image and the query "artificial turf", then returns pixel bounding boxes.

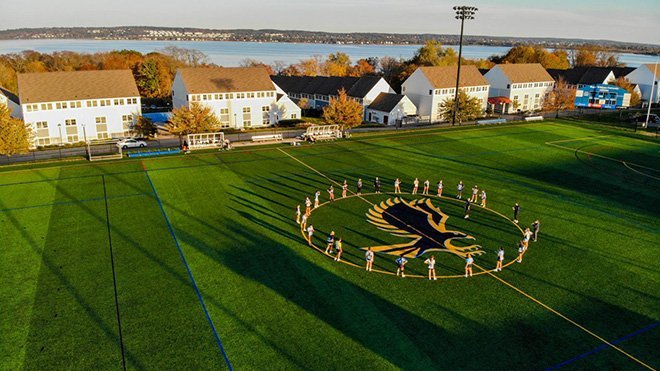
[0,119,657,370]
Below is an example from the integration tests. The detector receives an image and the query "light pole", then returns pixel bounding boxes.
[82,124,90,160]
[451,5,478,126]
[57,123,63,159]
[644,57,658,129]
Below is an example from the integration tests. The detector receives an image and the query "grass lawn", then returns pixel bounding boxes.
[0,119,658,370]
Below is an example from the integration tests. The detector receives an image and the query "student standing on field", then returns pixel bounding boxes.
[412,178,419,195]
[464,198,471,219]
[374,177,381,193]
[328,185,335,201]
[531,220,540,241]
[394,178,401,194]
[342,180,348,198]
[512,203,520,224]
[470,185,479,202]
[457,181,464,199]
[425,255,437,280]
[325,231,335,254]
[396,254,408,278]
[517,241,525,263]
[357,178,363,195]
[495,247,504,272]
[305,197,312,215]
[465,253,474,277]
[423,179,430,195]
[437,180,444,197]
[307,225,314,246]
[365,247,374,271]
[296,205,301,224]
[480,190,487,208]
[522,228,532,249]
[314,191,321,208]
[334,238,343,261]
[301,213,308,229]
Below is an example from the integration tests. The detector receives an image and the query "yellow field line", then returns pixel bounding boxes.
[279,147,655,370]
[623,162,660,180]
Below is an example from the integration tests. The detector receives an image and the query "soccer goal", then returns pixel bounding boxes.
[87,143,123,161]
[187,132,226,150]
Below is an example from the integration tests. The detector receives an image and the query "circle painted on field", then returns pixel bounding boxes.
[299,192,526,279]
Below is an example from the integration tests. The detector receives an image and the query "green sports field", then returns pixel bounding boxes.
[1,119,658,370]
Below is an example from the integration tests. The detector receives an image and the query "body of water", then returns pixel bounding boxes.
[0,39,656,67]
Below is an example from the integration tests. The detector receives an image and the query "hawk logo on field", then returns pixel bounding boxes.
[365,198,483,258]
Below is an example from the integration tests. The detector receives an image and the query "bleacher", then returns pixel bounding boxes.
[302,125,342,141]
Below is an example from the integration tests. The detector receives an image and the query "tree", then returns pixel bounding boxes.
[325,52,351,76]
[542,78,576,117]
[612,77,642,107]
[322,89,363,128]
[167,104,221,142]
[438,90,483,123]
[239,58,274,75]
[297,98,311,116]
[0,105,31,156]
[349,59,376,77]
[494,45,570,69]
[132,115,158,138]
[298,57,322,76]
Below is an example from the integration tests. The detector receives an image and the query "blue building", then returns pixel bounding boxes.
[575,84,631,109]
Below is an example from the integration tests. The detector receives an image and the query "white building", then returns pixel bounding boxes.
[270,75,394,120]
[626,64,660,106]
[0,86,21,119]
[401,65,489,123]
[17,70,141,146]
[365,93,417,125]
[484,63,555,113]
[172,67,301,129]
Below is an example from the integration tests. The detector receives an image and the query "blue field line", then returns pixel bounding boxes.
[0,192,151,213]
[546,321,659,370]
[144,171,233,370]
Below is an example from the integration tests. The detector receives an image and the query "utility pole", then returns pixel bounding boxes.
[644,57,658,129]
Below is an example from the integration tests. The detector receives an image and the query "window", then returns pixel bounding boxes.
[214,94,223,100]
[267,92,274,97]
[100,99,111,106]
[41,103,53,110]
[191,95,200,102]
[97,132,109,139]
[113,98,124,105]
[219,108,230,127]
[262,106,270,125]
[67,135,79,143]
[226,93,234,99]
[257,92,264,98]
[87,100,98,108]
[247,92,255,98]
[291,113,297,119]
[242,107,251,127]
[95,117,106,124]
[65,119,77,126]
[26,104,39,112]
[237,93,246,99]
[429,90,433,95]
[122,115,133,130]
[37,138,51,146]
[71,101,82,108]
[56,102,68,110]
[36,121,48,129]
[507,84,511,89]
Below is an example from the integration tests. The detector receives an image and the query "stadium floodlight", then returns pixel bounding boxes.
[452,5,478,126]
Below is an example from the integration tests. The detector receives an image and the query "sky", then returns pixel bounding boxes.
[1,0,659,45]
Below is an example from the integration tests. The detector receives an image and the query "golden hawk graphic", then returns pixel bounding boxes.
[365,198,484,258]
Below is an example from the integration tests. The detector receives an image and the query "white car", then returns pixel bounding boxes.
[116,138,147,149]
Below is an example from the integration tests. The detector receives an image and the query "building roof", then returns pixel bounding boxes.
[367,92,406,112]
[418,65,489,89]
[178,67,275,94]
[270,75,383,99]
[494,63,554,83]
[643,64,660,73]
[0,86,19,105]
[609,67,635,79]
[548,67,617,85]
[18,70,139,104]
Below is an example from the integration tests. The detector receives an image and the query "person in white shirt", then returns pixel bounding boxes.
[314,191,320,208]
[341,180,348,198]
[306,225,314,246]
[301,213,308,230]
[423,180,430,195]
[470,185,479,202]
[437,180,444,197]
[457,181,464,199]
[412,178,419,195]
[424,255,437,280]
[365,248,374,271]
[465,254,474,277]
[480,190,487,208]
[495,247,504,272]
[295,205,301,224]
[394,178,401,194]
[305,197,312,215]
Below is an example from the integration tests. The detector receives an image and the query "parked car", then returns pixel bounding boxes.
[632,114,659,124]
[116,138,147,149]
